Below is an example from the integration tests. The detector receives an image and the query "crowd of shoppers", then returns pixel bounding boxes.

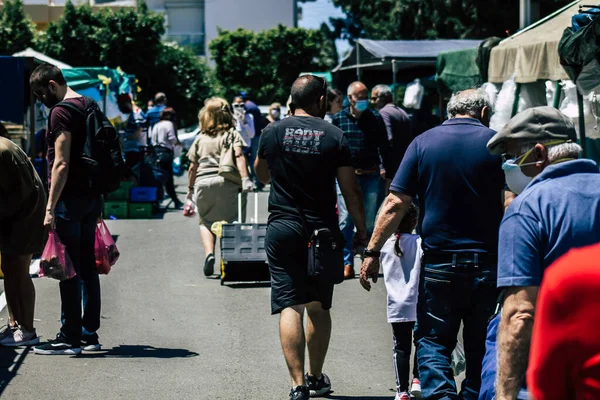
[3,63,600,400]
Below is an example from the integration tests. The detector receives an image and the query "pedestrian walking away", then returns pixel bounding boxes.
[29,63,106,355]
[186,97,254,277]
[151,107,183,209]
[372,204,422,400]
[146,92,167,134]
[361,88,505,400]
[332,81,389,279]
[241,91,264,191]
[370,84,413,196]
[479,106,600,400]
[254,75,368,400]
[0,137,46,347]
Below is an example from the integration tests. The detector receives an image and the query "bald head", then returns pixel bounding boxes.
[347,81,369,116]
[291,75,326,114]
[347,81,367,96]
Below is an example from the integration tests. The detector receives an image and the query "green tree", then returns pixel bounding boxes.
[37,1,219,126]
[209,25,336,105]
[0,0,36,55]
[330,0,572,41]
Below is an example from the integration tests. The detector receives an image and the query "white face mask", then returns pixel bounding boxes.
[271,109,280,118]
[502,160,533,194]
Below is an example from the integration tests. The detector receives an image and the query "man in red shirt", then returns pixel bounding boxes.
[527,243,600,400]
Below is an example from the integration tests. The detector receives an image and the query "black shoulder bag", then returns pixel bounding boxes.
[274,129,345,284]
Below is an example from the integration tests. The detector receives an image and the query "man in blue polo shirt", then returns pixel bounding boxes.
[360,88,505,400]
[479,106,600,400]
[146,92,167,138]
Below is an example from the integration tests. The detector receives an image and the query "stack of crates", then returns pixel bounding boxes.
[103,182,157,219]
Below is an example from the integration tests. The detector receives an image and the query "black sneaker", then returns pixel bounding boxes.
[306,373,332,397]
[81,332,102,351]
[289,385,309,400]
[33,333,81,355]
[203,253,215,276]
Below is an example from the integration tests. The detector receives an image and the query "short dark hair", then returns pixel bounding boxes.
[30,63,66,89]
[154,92,167,104]
[159,107,176,122]
[327,88,343,112]
[291,75,326,110]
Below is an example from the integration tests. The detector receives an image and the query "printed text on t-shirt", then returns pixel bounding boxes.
[283,127,324,154]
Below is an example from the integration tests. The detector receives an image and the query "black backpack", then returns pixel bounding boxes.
[54,97,127,195]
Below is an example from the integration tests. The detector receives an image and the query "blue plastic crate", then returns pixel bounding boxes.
[130,186,158,203]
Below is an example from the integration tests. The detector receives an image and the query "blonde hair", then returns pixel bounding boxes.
[198,97,235,136]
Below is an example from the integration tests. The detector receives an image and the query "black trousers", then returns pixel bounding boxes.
[155,147,180,205]
[392,321,419,392]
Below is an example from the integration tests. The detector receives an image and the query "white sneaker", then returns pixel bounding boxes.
[411,378,422,398]
[0,326,40,347]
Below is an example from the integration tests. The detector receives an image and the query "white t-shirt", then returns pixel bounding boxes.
[380,233,422,323]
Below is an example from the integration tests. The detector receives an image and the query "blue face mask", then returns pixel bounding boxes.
[354,100,369,112]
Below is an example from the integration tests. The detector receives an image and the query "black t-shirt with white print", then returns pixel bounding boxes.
[258,115,353,228]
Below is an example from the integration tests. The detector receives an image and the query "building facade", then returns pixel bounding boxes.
[7,0,297,56]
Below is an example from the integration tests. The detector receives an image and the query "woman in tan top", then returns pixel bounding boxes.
[186,98,254,276]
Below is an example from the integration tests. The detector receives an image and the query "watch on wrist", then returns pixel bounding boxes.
[363,248,381,258]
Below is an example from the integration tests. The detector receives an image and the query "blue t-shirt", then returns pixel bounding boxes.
[390,118,504,253]
[146,104,166,132]
[479,159,600,400]
[498,159,600,287]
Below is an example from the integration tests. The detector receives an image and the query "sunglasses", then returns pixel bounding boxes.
[232,104,245,108]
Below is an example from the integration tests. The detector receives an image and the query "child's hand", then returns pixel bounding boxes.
[359,257,380,291]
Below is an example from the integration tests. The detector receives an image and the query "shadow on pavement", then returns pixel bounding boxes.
[82,345,199,359]
[326,395,391,399]
[0,346,30,396]
[224,282,271,289]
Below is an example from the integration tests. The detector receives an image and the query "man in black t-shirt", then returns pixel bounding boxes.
[255,75,368,400]
[29,64,103,356]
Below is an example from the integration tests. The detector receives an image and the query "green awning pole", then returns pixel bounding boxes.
[511,83,522,118]
[553,81,561,109]
[577,92,588,159]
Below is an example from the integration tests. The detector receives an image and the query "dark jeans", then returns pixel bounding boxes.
[55,196,102,345]
[158,156,180,205]
[392,321,419,392]
[415,261,498,400]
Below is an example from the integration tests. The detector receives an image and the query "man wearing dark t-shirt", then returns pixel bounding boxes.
[29,64,103,355]
[255,75,368,400]
[359,89,506,400]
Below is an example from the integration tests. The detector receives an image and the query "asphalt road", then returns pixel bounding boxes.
[0,184,403,400]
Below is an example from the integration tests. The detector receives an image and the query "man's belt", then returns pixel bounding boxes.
[355,167,379,175]
[422,252,497,265]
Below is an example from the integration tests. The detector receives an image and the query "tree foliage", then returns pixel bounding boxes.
[0,0,35,56]
[330,0,573,41]
[209,25,337,105]
[37,1,220,126]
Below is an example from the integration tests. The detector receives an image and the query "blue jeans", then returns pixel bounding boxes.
[55,196,102,344]
[415,261,498,400]
[336,173,382,266]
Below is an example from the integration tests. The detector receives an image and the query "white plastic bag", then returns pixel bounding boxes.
[451,342,466,376]
[489,77,517,132]
[403,79,425,110]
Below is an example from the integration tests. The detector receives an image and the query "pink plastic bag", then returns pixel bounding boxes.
[94,227,111,275]
[98,220,119,266]
[183,199,196,217]
[39,230,77,281]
